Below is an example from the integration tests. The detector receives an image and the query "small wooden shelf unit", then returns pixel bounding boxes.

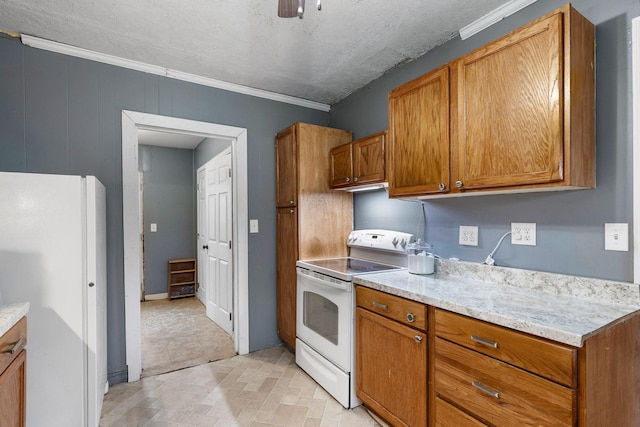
[168,258,197,300]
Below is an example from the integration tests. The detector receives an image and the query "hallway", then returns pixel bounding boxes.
[140,297,236,378]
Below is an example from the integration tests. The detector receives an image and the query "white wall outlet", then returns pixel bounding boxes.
[604,223,628,251]
[459,225,479,246]
[511,223,536,246]
[150,223,157,232]
[249,219,259,233]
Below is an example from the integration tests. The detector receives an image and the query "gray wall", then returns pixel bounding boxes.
[0,33,330,384]
[330,0,639,283]
[195,137,231,169]
[140,145,196,296]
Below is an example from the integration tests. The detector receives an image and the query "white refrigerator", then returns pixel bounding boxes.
[0,172,108,427]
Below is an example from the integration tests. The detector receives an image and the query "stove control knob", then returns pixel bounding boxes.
[400,238,407,247]
[392,237,399,246]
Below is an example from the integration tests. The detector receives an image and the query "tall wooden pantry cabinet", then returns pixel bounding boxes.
[275,123,353,348]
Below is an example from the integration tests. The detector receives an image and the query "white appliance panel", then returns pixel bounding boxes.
[296,339,351,408]
[296,269,352,371]
[0,172,107,427]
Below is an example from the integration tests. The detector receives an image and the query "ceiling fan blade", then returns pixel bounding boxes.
[278,0,298,18]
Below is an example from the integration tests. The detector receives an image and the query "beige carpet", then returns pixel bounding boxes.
[140,297,237,378]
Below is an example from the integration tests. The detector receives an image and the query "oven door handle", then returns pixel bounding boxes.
[298,270,351,292]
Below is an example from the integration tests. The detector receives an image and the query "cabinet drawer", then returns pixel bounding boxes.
[434,308,576,387]
[435,338,575,426]
[435,397,488,427]
[0,317,27,375]
[356,286,427,331]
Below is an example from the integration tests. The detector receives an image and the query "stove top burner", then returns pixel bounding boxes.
[297,257,402,281]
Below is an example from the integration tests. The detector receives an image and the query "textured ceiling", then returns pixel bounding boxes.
[1,0,510,105]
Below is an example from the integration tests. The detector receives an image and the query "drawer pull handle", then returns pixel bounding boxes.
[406,313,416,323]
[414,335,423,344]
[3,338,23,355]
[372,301,388,311]
[472,380,500,399]
[471,335,498,348]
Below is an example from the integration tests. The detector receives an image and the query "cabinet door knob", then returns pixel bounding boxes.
[203,244,209,249]
[406,313,416,323]
[439,182,446,191]
[345,177,350,182]
[354,176,359,182]
[414,335,423,344]
[455,180,463,188]
[290,209,294,214]
[289,200,294,205]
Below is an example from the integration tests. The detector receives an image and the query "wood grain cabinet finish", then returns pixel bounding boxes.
[433,308,640,427]
[275,123,353,348]
[388,66,450,197]
[356,286,427,427]
[388,4,594,198]
[330,131,386,189]
[0,317,27,427]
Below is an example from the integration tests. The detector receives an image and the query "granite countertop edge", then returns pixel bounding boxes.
[353,266,640,348]
[0,303,30,337]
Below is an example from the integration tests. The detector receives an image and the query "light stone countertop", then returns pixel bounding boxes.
[0,303,30,338]
[353,260,640,347]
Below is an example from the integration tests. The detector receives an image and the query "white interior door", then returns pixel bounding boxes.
[197,167,207,304]
[206,147,234,335]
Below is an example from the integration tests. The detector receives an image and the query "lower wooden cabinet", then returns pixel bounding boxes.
[355,290,640,426]
[356,287,427,427]
[0,317,27,427]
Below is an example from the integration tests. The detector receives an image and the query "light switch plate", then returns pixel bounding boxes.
[150,223,157,232]
[604,223,628,251]
[250,219,259,233]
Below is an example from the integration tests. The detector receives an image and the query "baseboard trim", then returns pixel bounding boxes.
[145,293,168,301]
[107,368,128,386]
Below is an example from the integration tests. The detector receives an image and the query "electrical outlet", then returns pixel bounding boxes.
[459,225,479,246]
[511,223,536,246]
[604,223,628,251]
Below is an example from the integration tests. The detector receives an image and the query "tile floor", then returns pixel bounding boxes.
[140,298,236,378]
[100,345,381,426]
[100,301,379,427]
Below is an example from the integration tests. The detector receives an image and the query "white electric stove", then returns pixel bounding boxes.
[295,229,414,408]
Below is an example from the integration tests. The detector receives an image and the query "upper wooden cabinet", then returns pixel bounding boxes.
[388,66,450,197]
[330,131,387,190]
[275,125,298,208]
[388,4,595,198]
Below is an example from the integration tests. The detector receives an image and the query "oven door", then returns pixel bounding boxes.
[296,267,352,372]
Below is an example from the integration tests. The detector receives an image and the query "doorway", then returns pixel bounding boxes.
[122,110,249,382]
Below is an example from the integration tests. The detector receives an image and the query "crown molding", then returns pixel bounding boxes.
[20,34,331,112]
[459,0,538,40]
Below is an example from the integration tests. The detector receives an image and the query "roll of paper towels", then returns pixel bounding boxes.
[408,253,435,275]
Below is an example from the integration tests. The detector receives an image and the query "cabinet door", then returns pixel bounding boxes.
[276,207,298,348]
[275,125,298,208]
[356,307,427,427]
[353,132,385,185]
[329,143,353,188]
[388,65,450,197]
[0,349,26,427]
[454,13,563,191]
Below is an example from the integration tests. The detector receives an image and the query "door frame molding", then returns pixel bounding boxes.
[122,110,249,382]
